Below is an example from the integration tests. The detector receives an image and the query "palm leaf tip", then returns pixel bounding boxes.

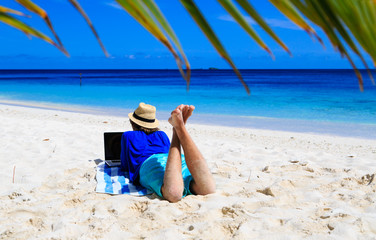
[186,68,191,91]
[180,0,250,93]
[138,0,191,88]
[218,0,274,59]
[283,45,292,56]
[233,0,291,57]
[117,0,189,89]
[235,69,250,95]
[68,0,109,57]
[265,47,275,60]
[15,0,70,56]
[0,6,29,17]
[0,12,68,56]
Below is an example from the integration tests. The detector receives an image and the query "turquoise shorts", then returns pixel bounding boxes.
[139,153,193,198]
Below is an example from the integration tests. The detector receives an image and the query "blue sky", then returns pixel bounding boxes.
[0,0,372,69]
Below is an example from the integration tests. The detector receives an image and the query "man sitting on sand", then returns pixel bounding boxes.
[120,103,215,202]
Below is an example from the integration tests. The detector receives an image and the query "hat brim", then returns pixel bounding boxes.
[128,112,159,128]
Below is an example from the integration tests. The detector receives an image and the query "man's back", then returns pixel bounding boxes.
[120,130,170,183]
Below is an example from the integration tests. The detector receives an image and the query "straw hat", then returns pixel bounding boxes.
[128,102,159,128]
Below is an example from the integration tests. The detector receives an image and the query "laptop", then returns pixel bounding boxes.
[104,132,123,167]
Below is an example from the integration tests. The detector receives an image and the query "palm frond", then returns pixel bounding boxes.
[217,0,273,58]
[15,0,69,56]
[68,0,110,57]
[2,0,376,92]
[0,5,28,17]
[0,12,61,50]
[180,0,250,94]
[116,0,190,87]
[234,0,291,55]
[271,0,375,90]
[326,0,375,85]
[269,0,323,44]
[141,0,191,89]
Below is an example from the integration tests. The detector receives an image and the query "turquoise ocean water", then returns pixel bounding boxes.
[0,69,375,139]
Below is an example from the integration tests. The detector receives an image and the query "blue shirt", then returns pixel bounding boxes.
[120,131,170,183]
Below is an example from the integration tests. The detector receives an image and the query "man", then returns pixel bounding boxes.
[121,103,215,202]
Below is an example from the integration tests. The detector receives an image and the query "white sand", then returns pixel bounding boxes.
[0,103,375,239]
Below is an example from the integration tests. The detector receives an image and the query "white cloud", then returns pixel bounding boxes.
[264,18,301,30]
[124,54,135,59]
[218,15,256,25]
[218,14,301,30]
[105,1,123,10]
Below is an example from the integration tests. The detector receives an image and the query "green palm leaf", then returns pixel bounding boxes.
[326,0,375,85]
[68,0,109,57]
[180,0,250,94]
[2,0,376,92]
[292,0,365,90]
[269,0,322,44]
[15,0,69,56]
[308,0,369,90]
[0,12,61,51]
[234,0,291,55]
[217,0,273,58]
[116,0,189,87]
[0,5,28,17]
[140,0,191,88]
[271,0,375,90]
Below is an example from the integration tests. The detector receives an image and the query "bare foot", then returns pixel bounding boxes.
[182,105,195,124]
[177,104,185,112]
[168,107,184,130]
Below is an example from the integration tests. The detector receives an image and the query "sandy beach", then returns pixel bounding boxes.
[0,103,375,239]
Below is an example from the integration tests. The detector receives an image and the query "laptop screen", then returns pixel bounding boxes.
[104,132,123,160]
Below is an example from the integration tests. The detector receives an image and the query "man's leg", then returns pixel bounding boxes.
[161,106,185,202]
[169,105,215,195]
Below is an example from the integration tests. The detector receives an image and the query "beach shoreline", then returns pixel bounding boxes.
[0,103,376,239]
[1,99,376,140]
